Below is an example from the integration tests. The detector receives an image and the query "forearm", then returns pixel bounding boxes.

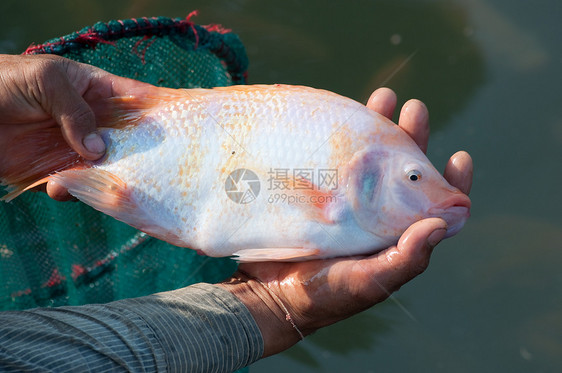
[0,283,263,372]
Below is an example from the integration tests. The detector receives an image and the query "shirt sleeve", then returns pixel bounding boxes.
[0,283,264,372]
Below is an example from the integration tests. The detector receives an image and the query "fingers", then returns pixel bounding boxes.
[443,151,473,195]
[39,60,106,160]
[58,102,106,160]
[366,87,397,119]
[106,74,155,97]
[398,99,429,153]
[46,180,74,201]
[49,90,105,160]
[366,88,429,153]
[367,87,470,191]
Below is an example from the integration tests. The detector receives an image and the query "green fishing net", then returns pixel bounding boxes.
[0,15,248,311]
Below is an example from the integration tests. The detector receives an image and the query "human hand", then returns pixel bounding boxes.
[0,54,151,200]
[218,87,473,357]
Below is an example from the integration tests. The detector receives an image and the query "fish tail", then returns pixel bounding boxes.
[0,127,83,201]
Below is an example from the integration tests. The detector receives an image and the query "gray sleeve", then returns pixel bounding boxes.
[0,283,264,372]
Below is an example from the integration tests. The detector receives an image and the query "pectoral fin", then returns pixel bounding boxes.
[232,247,322,262]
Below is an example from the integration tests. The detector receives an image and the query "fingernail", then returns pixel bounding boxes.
[428,228,447,248]
[83,133,105,154]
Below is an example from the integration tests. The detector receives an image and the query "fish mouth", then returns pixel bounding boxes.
[428,193,471,237]
[429,193,471,214]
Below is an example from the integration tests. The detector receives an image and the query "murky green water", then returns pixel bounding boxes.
[2,0,561,371]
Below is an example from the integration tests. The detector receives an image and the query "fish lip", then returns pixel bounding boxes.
[428,193,472,215]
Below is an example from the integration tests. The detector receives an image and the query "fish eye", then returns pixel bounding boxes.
[407,169,422,182]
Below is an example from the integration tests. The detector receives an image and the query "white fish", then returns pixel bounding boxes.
[1,84,470,262]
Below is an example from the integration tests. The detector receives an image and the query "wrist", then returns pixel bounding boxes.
[217,272,304,357]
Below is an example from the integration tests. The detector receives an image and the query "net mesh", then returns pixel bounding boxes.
[0,15,248,311]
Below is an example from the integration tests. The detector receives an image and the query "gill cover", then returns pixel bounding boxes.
[347,147,387,234]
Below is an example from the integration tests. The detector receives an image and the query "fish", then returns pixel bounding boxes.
[0,84,470,262]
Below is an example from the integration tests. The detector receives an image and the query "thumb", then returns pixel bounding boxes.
[43,69,105,160]
[372,218,448,293]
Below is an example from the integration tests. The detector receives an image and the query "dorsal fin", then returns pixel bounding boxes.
[96,86,195,129]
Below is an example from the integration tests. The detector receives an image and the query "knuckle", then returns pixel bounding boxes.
[32,57,64,81]
[67,104,94,123]
[27,57,67,98]
[63,105,95,134]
